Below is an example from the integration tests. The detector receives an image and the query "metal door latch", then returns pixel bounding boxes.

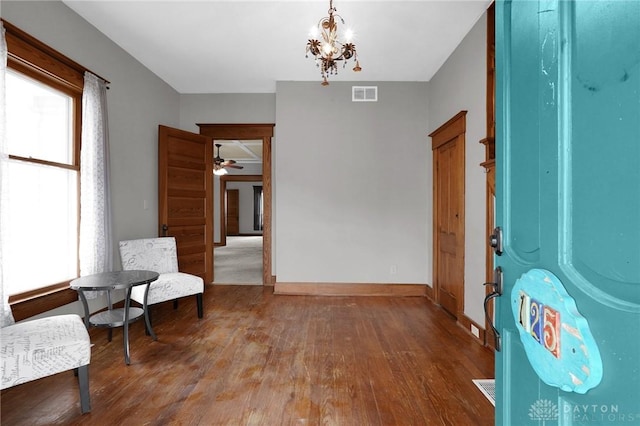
[489,226,503,256]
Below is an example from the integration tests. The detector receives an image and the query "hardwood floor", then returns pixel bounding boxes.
[1,285,495,425]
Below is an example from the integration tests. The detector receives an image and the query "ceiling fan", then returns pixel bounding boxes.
[214,143,243,175]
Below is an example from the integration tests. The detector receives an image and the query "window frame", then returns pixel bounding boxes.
[3,19,86,320]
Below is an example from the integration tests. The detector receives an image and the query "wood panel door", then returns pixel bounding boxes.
[158,125,213,284]
[430,112,466,319]
[495,1,640,422]
[226,189,239,236]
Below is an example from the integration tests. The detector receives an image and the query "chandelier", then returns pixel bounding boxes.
[305,0,362,86]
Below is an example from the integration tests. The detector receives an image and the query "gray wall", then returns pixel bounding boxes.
[275,81,431,284]
[428,13,487,325]
[179,94,276,133]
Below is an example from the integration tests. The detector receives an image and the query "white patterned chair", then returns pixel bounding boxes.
[0,314,91,413]
[119,237,204,329]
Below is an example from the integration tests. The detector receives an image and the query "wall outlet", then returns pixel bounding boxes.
[471,324,480,338]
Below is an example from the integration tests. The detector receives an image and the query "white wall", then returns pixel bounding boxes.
[4,0,181,317]
[275,81,431,284]
[428,13,487,325]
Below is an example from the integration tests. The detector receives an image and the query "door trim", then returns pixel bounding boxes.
[197,123,274,286]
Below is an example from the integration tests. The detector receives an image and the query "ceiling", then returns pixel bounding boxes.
[215,140,262,164]
[62,0,492,94]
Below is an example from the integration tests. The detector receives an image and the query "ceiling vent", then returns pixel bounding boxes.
[352,86,378,102]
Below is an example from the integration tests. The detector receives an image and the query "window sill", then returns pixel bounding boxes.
[8,281,79,322]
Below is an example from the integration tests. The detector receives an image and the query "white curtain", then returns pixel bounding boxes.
[0,22,15,327]
[79,72,113,278]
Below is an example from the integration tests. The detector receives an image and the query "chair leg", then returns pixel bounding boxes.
[145,308,153,336]
[77,364,91,414]
[108,328,113,342]
[196,293,203,318]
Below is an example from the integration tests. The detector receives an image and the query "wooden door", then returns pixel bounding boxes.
[158,125,213,284]
[430,112,466,319]
[495,1,640,423]
[226,189,239,235]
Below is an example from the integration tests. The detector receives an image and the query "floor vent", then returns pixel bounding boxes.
[472,379,496,406]
[352,86,378,102]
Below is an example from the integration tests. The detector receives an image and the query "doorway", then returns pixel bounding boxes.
[198,124,274,285]
[215,174,264,284]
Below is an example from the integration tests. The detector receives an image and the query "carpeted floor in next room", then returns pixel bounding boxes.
[214,236,263,284]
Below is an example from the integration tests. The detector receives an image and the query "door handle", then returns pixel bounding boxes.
[489,226,503,256]
[161,224,168,237]
[484,266,503,351]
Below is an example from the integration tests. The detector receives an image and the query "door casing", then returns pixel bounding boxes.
[198,124,274,286]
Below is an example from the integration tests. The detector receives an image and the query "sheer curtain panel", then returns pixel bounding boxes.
[79,72,113,279]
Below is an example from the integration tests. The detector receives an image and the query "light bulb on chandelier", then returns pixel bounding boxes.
[305,0,362,86]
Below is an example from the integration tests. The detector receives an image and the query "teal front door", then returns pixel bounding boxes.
[495,1,640,424]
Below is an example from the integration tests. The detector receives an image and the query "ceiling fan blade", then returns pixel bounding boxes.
[225,164,244,169]
[222,159,237,165]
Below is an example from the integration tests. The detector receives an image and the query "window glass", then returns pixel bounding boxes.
[4,161,78,295]
[4,68,79,295]
[6,69,73,165]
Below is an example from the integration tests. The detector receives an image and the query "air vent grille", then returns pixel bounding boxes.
[352,86,378,102]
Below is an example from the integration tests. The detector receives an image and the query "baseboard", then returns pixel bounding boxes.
[273,282,428,297]
[424,284,434,301]
[458,314,486,344]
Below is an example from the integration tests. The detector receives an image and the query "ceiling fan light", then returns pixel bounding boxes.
[214,168,228,176]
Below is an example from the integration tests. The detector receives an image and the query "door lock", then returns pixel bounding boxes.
[489,226,503,256]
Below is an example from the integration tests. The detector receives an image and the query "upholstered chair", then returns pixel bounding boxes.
[118,237,204,326]
[0,314,92,413]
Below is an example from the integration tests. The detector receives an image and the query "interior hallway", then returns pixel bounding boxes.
[214,236,263,284]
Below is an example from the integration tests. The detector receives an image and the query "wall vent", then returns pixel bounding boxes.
[352,86,378,102]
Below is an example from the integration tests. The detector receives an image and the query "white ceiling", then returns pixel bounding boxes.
[215,140,262,163]
[62,0,491,94]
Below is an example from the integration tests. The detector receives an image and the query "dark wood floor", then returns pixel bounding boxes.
[1,285,495,425]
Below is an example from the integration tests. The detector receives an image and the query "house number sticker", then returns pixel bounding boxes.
[511,269,603,394]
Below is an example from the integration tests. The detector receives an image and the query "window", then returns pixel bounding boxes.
[3,20,84,309]
[4,69,80,296]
